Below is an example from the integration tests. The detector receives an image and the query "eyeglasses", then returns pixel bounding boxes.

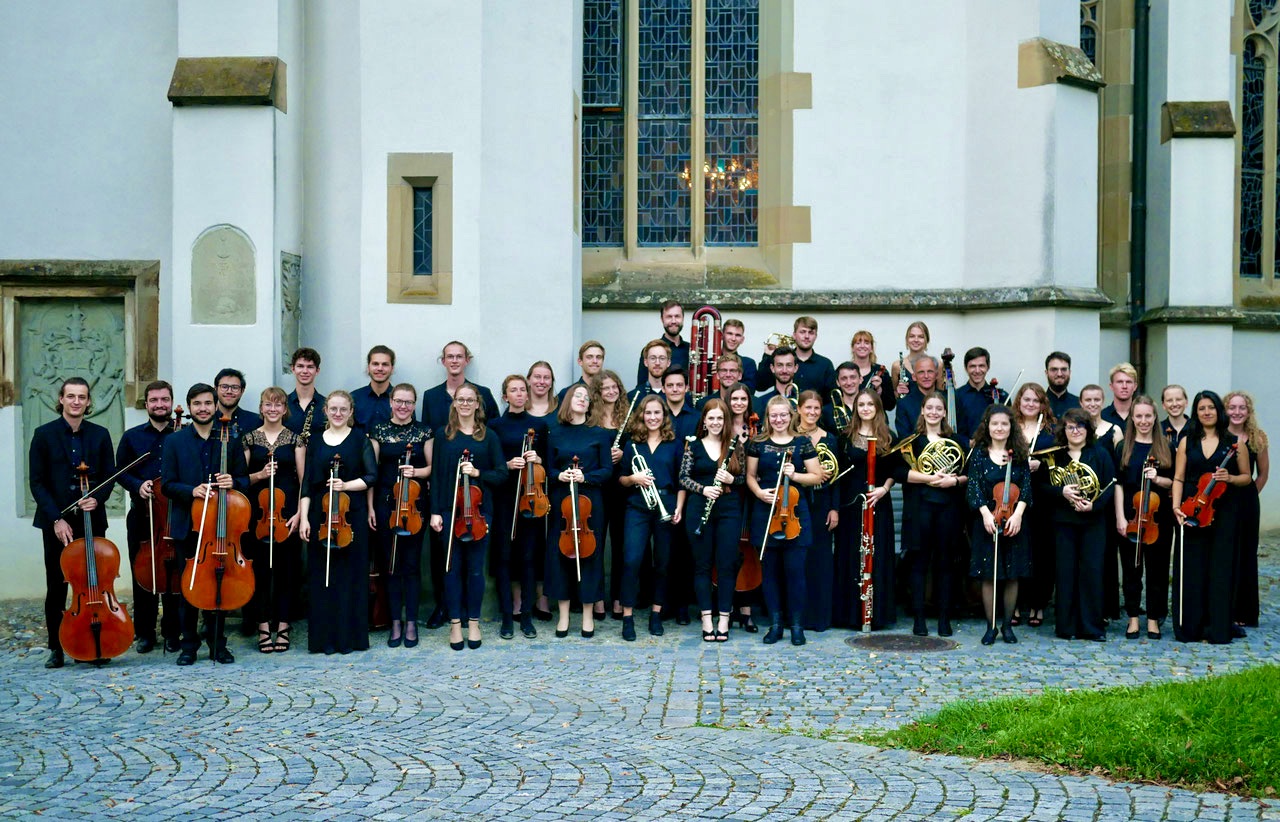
[646,355,670,363]
[1064,423,1087,432]
[217,384,243,392]
[391,399,415,407]
[455,398,477,405]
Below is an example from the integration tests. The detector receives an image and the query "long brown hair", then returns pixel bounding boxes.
[1120,395,1173,469]
[625,394,674,443]
[842,389,892,455]
[972,404,1029,462]
[587,369,629,428]
[444,383,488,440]
[912,391,955,437]
[696,398,743,474]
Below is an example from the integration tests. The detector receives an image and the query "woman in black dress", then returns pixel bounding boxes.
[589,370,630,622]
[430,383,508,651]
[1011,382,1056,628]
[368,383,433,648]
[1113,395,1174,640]
[833,389,896,631]
[725,382,762,632]
[297,390,376,655]
[965,404,1032,646]
[797,390,838,631]
[1171,391,1252,644]
[900,392,966,637]
[746,395,825,646]
[242,387,305,653]
[1224,390,1268,629]
[848,330,896,412]
[1160,384,1190,451]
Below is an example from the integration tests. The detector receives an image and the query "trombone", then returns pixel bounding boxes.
[630,447,672,522]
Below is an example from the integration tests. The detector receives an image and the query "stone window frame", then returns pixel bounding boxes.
[582,0,810,290]
[387,153,453,304]
[1234,0,1280,305]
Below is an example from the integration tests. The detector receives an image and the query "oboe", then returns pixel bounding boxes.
[694,435,737,536]
[612,390,641,450]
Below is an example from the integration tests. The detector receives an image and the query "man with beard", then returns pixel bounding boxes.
[161,383,251,665]
[352,345,396,430]
[894,355,942,439]
[1044,351,1080,418]
[756,316,836,401]
[753,346,800,417]
[115,380,181,654]
[212,368,262,438]
[634,301,689,388]
[29,377,117,669]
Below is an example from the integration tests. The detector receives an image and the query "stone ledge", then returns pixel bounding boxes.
[1018,37,1105,91]
[1142,305,1280,329]
[583,285,1114,312]
[168,56,286,112]
[1160,101,1235,143]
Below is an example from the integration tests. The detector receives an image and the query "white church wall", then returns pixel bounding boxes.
[273,0,306,376]
[1233,330,1280,528]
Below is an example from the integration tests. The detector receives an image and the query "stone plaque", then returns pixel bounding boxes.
[192,225,256,324]
[281,251,301,372]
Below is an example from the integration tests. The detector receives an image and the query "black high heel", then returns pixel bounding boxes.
[913,616,928,637]
[448,620,464,651]
[1000,621,1017,644]
[981,624,998,645]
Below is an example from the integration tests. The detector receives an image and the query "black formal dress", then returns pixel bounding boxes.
[1231,447,1262,627]
[1116,442,1173,625]
[802,431,840,631]
[965,450,1032,581]
[545,422,612,604]
[833,434,897,630]
[899,434,966,625]
[243,427,304,630]
[369,420,432,626]
[1045,445,1116,640]
[1174,435,1244,644]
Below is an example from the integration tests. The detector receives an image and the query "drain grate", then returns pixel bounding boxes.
[845,633,958,652]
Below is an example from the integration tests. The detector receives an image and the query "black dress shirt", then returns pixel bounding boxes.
[29,417,116,531]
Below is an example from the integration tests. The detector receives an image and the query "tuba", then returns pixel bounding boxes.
[689,306,723,405]
[917,438,966,475]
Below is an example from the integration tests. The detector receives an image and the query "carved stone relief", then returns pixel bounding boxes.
[192,225,256,325]
[281,251,301,372]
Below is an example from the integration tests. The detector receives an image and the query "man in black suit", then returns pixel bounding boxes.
[28,377,117,669]
[161,383,250,665]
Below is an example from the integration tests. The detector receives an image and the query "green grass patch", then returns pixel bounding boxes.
[863,665,1280,798]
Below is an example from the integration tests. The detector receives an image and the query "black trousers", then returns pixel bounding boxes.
[908,500,960,618]
[687,498,742,615]
[1054,519,1105,639]
[126,528,182,643]
[177,536,228,652]
[1120,529,1171,622]
[42,525,80,652]
[620,506,672,609]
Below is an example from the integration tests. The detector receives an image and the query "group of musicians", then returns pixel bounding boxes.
[30,304,1270,668]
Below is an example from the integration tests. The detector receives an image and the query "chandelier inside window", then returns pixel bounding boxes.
[680,157,757,198]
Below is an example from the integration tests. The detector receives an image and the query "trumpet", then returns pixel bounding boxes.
[631,448,672,522]
[764,332,796,349]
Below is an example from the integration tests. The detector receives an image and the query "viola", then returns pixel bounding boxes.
[990,449,1020,534]
[319,456,353,548]
[184,415,254,613]
[390,448,423,537]
[1180,442,1238,528]
[255,444,292,555]
[1126,455,1161,545]
[516,428,549,520]
[766,450,801,546]
[133,406,185,595]
[453,448,488,542]
[558,457,596,580]
[60,462,135,662]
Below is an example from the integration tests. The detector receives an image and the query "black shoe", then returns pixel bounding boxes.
[468,638,483,649]
[913,616,928,637]
[790,626,806,646]
[214,647,235,664]
[387,632,403,648]
[622,616,636,642]
[520,613,537,639]
[649,612,665,636]
[44,649,65,669]
[938,616,953,637]
[1231,624,1248,639]
[592,608,607,622]
[1126,628,1140,640]
[135,637,157,654]
[740,613,758,633]
[555,627,569,638]
[1000,623,1017,644]
[164,637,181,653]
[450,640,464,651]
[425,607,445,630]
[676,608,690,626]
[1147,628,1162,640]
[981,625,998,646]
[176,648,198,666]
[611,609,624,621]
[532,607,553,622]
[500,616,515,640]
[580,628,594,639]
[763,622,784,645]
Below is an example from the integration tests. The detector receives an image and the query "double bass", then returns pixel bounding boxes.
[60,463,135,663]
[184,415,255,618]
[133,406,185,596]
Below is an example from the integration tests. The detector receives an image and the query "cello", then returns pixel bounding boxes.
[60,462,135,663]
[558,456,596,582]
[184,415,255,619]
[133,406,185,596]
[1179,442,1239,527]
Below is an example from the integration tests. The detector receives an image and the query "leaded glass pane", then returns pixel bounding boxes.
[704,119,757,245]
[638,118,691,245]
[1080,3,1097,66]
[638,0,691,118]
[583,114,625,246]
[706,0,758,118]
[413,187,433,275]
[1241,40,1265,279]
[1249,0,1278,26]
[584,0,623,108]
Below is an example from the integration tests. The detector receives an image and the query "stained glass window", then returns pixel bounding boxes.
[583,0,625,247]
[705,0,758,245]
[413,187,433,275]
[1250,0,1279,26]
[1241,40,1265,279]
[637,0,692,246]
[1080,2,1097,66]
[583,0,623,108]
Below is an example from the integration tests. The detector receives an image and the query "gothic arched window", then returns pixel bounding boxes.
[1237,0,1280,295]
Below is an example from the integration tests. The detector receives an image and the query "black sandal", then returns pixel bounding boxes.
[258,626,274,654]
[273,625,291,653]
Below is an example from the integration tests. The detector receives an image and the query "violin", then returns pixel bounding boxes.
[763,450,801,555]
[558,457,596,580]
[453,448,488,542]
[1125,455,1160,545]
[1180,442,1238,527]
[60,462,135,662]
[516,428,549,521]
[990,449,1019,534]
[390,448,423,537]
[318,455,352,588]
[255,443,292,566]
[184,415,254,613]
[134,406,185,595]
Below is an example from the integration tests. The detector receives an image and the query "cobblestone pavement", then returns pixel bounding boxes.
[1,550,1277,820]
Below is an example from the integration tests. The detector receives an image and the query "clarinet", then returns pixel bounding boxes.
[694,435,737,536]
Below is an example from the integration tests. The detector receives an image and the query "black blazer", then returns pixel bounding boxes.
[160,425,250,541]
[29,417,115,532]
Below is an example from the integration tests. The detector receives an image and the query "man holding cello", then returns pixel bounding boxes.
[29,377,117,669]
[161,383,251,665]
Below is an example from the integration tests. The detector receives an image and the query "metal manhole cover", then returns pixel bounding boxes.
[845,633,958,652]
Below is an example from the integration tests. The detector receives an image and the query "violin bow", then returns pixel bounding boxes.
[60,452,151,515]
[190,474,213,591]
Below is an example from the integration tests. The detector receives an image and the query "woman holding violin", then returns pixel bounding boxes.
[797,390,839,632]
[1225,390,1268,629]
[1171,391,1252,644]
[429,383,508,651]
[1011,382,1055,629]
[681,398,745,642]
[726,382,762,632]
[1046,408,1116,642]
[617,394,685,641]
[589,370,631,622]
[833,389,895,631]
[490,374,548,639]
[243,387,305,653]
[368,383,433,649]
[547,384,612,638]
[297,390,376,655]
[746,394,825,646]
[900,392,967,637]
[1114,396,1174,640]
[965,404,1032,646]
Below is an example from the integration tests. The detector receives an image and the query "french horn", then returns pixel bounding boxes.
[815,440,839,483]
[917,438,966,475]
[1050,459,1103,501]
